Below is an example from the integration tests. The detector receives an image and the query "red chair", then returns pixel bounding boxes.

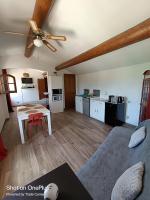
[28,113,47,139]
[0,135,7,161]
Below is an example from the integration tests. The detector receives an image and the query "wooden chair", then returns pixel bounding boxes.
[28,113,47,139]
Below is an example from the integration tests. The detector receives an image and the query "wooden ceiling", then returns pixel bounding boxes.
[24,0,54,57]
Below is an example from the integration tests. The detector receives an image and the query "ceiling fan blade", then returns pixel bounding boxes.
[29,20,39,33]
[46,35,66,41]
[2,31,25,36]
[27,42,34,49]
[42,40,57,52]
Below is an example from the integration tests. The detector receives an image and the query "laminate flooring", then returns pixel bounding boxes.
[0,109,112,198]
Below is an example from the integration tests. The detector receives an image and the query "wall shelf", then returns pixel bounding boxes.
[21,87,35,89]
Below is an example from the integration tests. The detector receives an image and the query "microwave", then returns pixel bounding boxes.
[52,89,62,95]
[52,95,62,102]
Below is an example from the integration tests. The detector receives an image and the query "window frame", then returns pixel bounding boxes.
[0,74,17,94]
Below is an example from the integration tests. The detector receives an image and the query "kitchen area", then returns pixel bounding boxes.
[75,89,126,126]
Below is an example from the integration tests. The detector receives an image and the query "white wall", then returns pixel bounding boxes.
[77,63,150,126]
[7,68,45,106]
[0,70,9,132]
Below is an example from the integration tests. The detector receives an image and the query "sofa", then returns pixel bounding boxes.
[77,120,150,200]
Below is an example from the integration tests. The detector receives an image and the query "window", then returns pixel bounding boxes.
[0,74,17,94]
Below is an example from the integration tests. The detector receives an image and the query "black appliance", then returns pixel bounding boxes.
[52,89,62,95]
[21,77,33,84]
[118,96,125,103]
[105,102,126,126]
[52,95,62,102]
[108,95,115,103]
[83,97,90,116]
[52,89,63,102]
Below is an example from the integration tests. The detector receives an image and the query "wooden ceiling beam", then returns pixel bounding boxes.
[55,18,150,71]
[24,0,54,58]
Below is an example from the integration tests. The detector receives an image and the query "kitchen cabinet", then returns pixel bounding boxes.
[48,75,64,113]
[51,75,63,89]
[75,96,83,113]
[90,99,105,122]
[51,101,64,113]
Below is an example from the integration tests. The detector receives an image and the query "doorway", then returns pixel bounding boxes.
[139,70,150,122]
[37,77,49,109]
[64,74,76,109]
[1,69,17,112]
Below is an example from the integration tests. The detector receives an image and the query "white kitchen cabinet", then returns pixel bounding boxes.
[48,75,64,113]
[98,101,105,122]
[51,101,64,113]
[90,99,105,122]
[51,75,63,89]
[75,96,83,113]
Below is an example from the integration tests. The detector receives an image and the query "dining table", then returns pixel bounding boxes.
[17,104,52,144]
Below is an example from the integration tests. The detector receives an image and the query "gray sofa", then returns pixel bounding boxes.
[77,120,150,200]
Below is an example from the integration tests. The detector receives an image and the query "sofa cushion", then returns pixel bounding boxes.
[128,126,146,148]
[111,162,144,200]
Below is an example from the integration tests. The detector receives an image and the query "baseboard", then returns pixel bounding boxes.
[124,123,136,129]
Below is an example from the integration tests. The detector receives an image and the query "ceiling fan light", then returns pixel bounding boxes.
[33,38,43,47]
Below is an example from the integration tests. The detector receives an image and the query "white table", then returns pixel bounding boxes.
[17,104,52,144]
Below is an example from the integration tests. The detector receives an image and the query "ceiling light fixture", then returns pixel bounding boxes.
[33,37,43,47]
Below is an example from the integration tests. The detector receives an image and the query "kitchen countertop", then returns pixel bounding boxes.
[76,95,108,102]
[76,95,125,104]
[90,97,108,102]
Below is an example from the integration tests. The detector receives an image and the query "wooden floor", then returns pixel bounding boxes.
[0,109,112,198]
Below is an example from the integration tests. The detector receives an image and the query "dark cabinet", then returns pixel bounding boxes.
[105,102,126,126]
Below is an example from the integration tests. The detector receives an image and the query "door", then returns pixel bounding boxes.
[90,100,105,121]
[1,69,17,112]
[139,70,150,122]
[93,101,100,120]
[75,96,83,113]
[98,101,105,122]
[90,99,96,118]
[90,100,99,120]
[64,74,76,109]
[38,78,48,100]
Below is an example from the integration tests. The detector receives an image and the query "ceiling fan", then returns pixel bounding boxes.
[2,20,67,52]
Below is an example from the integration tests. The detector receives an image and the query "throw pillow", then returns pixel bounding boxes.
[128,126,146,148]
[111,162,144,200]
